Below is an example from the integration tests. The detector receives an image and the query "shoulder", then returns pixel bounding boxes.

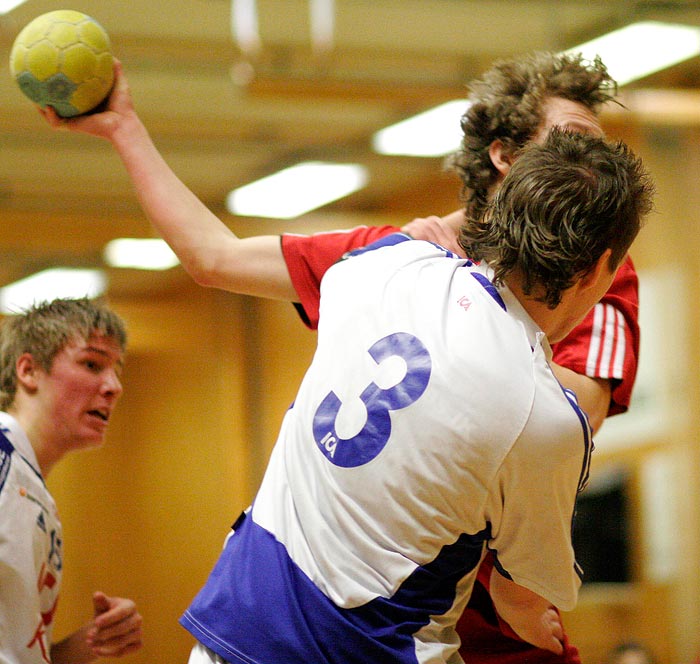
[0,413,16,488]
[330,235,465,280]
[281,225,401,260]
[603,255,639,307]
[0,432,13,495]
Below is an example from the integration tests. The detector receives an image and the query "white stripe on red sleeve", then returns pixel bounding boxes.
[585,303,627,380]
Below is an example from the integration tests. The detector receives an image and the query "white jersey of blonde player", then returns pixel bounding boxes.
[0,411,62,664]
[181,235,593,664]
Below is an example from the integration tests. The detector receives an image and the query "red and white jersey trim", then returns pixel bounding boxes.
[586,303,627,380]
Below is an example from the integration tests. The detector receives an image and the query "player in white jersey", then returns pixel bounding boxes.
[0,412,62,664]
[181,129,654,663]
[0,298,142,664]
[183,238,588,662]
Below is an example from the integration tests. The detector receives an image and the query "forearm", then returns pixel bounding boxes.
[110,115,234,280]
[489,568,564,654]
[109,113,297,300]
[43,62,326,302]
[50,626,94,664]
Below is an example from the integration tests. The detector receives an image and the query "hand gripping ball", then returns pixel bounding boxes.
[9,10,114,118]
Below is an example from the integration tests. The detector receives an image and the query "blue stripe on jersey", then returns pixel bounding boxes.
[181,513,489,664]
[343,233,463,261]
[559,387,593,582]
[470,272,506,311]
[343,232,412,261]
[561,388,594,493]
[0,429,14,494]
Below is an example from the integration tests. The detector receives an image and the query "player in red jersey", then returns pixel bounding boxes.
[42,52,639,662]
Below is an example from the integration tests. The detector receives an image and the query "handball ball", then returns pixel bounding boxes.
[9,10,114,118]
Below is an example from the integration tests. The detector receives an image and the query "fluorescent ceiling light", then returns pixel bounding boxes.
[566,21,700,86]
[104,238,180,270]
[227,161,368,219]
[0,0,27,14]
[310,0,335,52]
[0,268,106,315]
[372,99,468,157]
[231,0,261,55]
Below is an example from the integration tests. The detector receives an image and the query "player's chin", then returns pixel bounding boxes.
[80,431,107,447]
[77,419,110,446]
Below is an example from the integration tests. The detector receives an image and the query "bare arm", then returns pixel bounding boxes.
[50,592,142,664]
[489,567,564,655]
[551,363,611,432]
[41,61,296,302]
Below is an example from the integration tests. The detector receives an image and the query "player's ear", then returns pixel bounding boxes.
[578,249,614,291]
[15,353,40,392]
[489,140,515,177]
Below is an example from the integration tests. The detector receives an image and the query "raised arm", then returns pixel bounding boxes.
[41,61,296,302]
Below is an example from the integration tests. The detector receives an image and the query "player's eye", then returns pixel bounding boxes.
[83,359,103,372]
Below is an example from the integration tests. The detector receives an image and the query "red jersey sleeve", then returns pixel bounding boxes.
[281,225,401,329]
[551,256,639,416]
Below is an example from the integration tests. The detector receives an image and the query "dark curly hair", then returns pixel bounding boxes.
[459,129,654,308]
[448,51,618,223]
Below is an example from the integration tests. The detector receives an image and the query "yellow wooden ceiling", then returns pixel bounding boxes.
[2,0,700,296]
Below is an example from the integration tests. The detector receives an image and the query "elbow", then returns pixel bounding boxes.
[177,256,220,288]
[189,267,220,289]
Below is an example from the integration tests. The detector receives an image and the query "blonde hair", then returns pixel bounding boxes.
[0,297,127,410]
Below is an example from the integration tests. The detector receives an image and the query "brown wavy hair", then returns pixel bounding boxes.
[448,51,618,222]
[459,129,654,308]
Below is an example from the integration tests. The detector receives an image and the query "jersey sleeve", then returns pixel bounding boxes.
[280,225,401,329]
[551,256,639,416]
[485,364,589,612]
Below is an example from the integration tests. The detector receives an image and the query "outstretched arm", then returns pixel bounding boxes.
[489,568,564,655]
[41,61,296,302]
[50,592,142,663]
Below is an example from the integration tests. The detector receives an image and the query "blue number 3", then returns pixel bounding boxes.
[312,332,431,467]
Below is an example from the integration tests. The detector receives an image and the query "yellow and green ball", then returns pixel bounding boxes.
[9,10,114,118]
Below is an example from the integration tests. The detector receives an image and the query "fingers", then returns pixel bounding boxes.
[89,627,143,659]
[92,593,137,626]
[400,215,465,256]
[401,215,443,238]
[37,105,68,130]
[545,636,564,655]
[541,607,564,655]
[88,593,143,658]
[35,57,135,143]
[92,590,111,615]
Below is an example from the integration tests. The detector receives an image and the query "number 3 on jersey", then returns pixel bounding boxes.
[313,332,431,467]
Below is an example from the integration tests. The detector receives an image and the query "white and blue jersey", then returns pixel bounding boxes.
[181,236,592,664]
[0,412,62,664]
